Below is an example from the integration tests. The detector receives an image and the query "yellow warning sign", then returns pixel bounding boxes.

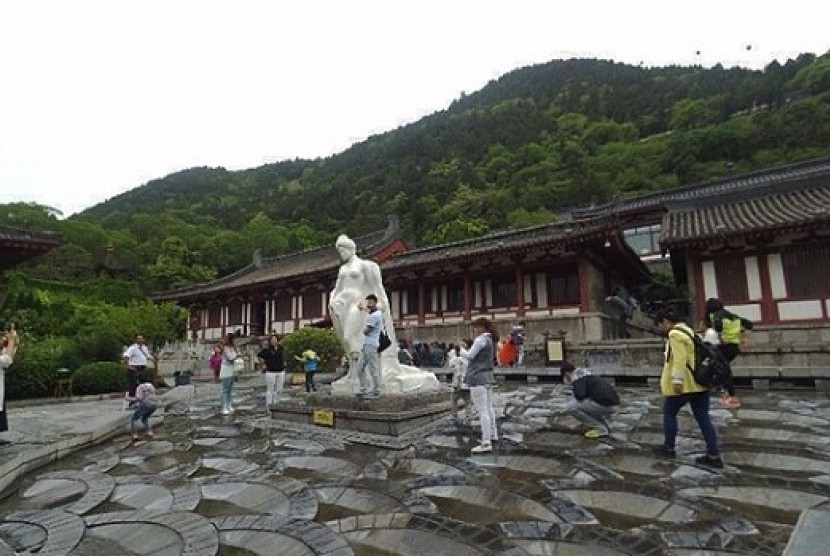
[312,409,335,427]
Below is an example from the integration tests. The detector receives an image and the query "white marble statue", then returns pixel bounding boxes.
[329,234,439,394]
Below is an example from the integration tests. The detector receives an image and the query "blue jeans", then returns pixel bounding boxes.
[220,376,235,409]
[130,402,157,433]
[663,391,719,456]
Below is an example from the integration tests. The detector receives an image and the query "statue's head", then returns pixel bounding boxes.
[335,235,356,261]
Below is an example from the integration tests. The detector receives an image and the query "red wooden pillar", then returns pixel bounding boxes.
[756,250,779,324]
[577,258,591,313]
[417,281,426,326]
[463,270,472,322]
[515,266,525,317]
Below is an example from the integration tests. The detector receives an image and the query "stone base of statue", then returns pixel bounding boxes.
[330,358,440,396]
[269,387,453,445]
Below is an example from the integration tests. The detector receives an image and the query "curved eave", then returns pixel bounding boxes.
[660,219,830,251]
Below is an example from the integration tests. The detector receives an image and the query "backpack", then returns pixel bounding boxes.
[673,327,731,388]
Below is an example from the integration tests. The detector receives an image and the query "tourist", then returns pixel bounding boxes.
[510,321,526,365]
[128,371,158,440]
[704,297,753,408]
[605,288,633,339]
[449,340,473,421]
[0,327,19,443]
[351,294,383,399]
[122,334,152,404]
[653,308,723,468]
[397,340,414,366]
[295,348,319,393]
[257,334,285,406]
[208,342,223,384]
[497,336,517,366]
[561,362,619,438]
[219,333,238,415]
[459,317,498,453]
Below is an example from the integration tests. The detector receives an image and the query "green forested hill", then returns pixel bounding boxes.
[8,53,830,293]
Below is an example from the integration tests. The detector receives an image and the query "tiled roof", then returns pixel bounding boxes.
[0,225,61,270]
[661,179,830,246]
[382,216,616,270]
[570,156,830,220]
[156,219,402,301]
[0,225,61,246]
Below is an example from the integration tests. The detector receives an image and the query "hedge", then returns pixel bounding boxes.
[5,337,80,400]
[72,362,126,396]
[280,327,344,374]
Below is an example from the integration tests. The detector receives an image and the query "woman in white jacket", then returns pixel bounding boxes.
[0,328,19,440]
[219,333,237,415]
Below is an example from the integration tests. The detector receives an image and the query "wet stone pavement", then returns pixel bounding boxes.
[0,381,828,555]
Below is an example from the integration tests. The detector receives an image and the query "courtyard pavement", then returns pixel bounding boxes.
[0,376,827,555]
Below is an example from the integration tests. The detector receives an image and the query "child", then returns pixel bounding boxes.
[129,373,158,440]
[209,342,223,384]
[449,341,473,421]
[295,349,319,393]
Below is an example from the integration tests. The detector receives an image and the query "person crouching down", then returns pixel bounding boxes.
[561,362,619,439]
[129,373,158,440]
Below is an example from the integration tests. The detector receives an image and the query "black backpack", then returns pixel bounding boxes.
[673,327,731,388]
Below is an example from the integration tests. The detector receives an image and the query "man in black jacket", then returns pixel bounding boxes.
[561,362,620,438]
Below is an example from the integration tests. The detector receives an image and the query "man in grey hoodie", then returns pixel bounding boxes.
[561,362,620,438]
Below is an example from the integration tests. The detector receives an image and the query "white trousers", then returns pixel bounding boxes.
[470,385,498,444]
[264,371,285,405]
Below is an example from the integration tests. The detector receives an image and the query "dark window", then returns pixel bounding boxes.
[275,293,292,321]
[227,300,244,325]
[714,256,748,303]
[303,290,322,318]
[207,306,221,327]
[423,286,434,313]
[403,287,419,316]
[782,244,830,298]
[548,267,580,306]
[445,280,463,312]
[491,275,517,308]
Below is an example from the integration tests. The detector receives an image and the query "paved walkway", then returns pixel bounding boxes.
[0,378,827,554]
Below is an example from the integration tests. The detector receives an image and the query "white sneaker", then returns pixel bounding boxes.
[471,443,492,454]
[221,408,231,415]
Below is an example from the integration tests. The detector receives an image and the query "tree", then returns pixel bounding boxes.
[144,236,216,291]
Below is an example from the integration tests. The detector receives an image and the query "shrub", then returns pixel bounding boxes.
[5,337,79,400]
[72,362,126,396]
[280,327,344,374]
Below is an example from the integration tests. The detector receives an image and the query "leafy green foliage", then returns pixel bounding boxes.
[5,336,80,400]
[280,328,344,374]
[72,362,126,396]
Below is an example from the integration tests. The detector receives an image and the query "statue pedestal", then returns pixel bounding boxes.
[330,361,440,396]
[269,389,452,444]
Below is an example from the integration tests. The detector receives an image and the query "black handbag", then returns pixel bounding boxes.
[377,331,392,353]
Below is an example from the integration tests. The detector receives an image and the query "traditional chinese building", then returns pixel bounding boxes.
[157,217,410,339]
[157,156,830,353]
[0,225,60,272]
[157,215,649,344]
[661,164,830,326]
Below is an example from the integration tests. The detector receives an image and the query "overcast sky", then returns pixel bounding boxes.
[1,1,829,217]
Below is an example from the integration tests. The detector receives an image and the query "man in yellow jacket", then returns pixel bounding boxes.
[653,308,723,469]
